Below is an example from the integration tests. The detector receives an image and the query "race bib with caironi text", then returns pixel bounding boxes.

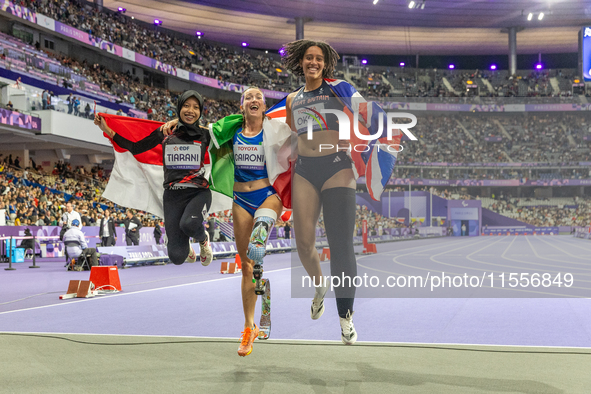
[234,144,265,170]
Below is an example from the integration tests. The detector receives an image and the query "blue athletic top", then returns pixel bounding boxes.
[290,79,340,136]
[233,127,268,183]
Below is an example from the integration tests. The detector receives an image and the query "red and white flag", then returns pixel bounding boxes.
[100,114,166,217]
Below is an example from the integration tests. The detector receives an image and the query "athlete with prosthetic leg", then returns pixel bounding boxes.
[162,87,292,356]
[248,208,276,295]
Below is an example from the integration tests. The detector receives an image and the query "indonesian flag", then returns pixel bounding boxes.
[100,114,236,217]
[100,114,166,218]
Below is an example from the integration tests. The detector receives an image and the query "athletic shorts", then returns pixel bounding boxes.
[233,186,278,217]
[294,152,353,191]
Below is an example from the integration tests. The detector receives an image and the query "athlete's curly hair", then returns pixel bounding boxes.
[281,40,339,79]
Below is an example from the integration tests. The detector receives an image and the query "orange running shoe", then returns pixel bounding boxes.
[237,324,259,357]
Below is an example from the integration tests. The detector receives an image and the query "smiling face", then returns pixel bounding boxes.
[240,88,266,121]
[299,46,325,80]
[179,97,200,125]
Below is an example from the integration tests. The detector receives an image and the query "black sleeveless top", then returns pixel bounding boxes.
[290,79,342,136]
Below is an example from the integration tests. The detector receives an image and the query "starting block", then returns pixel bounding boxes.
[220,261,229,273]
[59,280,96,299]
[228,262,240,274]
[220,255,242,274]
[363,243,377,254]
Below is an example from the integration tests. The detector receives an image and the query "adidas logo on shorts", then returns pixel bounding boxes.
[333,156,341,163]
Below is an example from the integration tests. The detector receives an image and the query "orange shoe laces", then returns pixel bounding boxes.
[240,328,252,346]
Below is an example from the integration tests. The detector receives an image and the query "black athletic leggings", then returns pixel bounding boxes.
[321,187,357,318]
[163,187,212,265]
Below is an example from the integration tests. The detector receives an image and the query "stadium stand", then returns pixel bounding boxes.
[0,1,589,236]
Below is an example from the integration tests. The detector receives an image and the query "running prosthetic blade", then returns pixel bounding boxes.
[258,279,271,339]
[252,263,265,295]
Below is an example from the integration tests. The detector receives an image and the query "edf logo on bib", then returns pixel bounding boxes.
[165,142,201,170]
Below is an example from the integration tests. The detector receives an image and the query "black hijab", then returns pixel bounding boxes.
[175,90,204,137]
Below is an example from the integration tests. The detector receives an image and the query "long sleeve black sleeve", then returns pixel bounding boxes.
[112,128,164,155]
[133,217,143,231]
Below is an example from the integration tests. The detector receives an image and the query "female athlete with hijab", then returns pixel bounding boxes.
[94,90,213,266]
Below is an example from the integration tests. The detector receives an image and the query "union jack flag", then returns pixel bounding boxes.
[266,79,402,201]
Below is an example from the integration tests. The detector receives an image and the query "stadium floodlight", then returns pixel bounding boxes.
[361,59,368,65]
[373,0,379,4]
[538,12,544,20]
[400,62,405,67]
[448,64,455,69]
[408,1,415,8]
[490,64,497,70]
[527,13,533,21]
[242,42,249,47]
[535,64,543,70]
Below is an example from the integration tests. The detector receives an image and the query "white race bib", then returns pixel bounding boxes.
[234,144,265,170]
[165,142,201,170]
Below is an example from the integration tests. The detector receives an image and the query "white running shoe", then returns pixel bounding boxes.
[339,311,357,345]
[199,233,213,266]
[311,285,327,320]
[186,244,197,263]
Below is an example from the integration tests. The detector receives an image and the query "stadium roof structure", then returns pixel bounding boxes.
[104,0,589,55]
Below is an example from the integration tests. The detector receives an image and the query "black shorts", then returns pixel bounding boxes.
[294,152,353,192]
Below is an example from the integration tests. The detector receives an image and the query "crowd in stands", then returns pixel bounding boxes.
[355,187,591,229]
[53,54,240,123]
[3,2,587,135]
[396,113,591,164]
[393,166,589,182]
[355,67,578,100]
[352,205,412,237]
[3,155,589,234]
[20,0,288,92]
[0,160,158,229]
[481,193,591,228]
[424,186,590,228]
[3,3,591,234]
[13,0,584,105]
[0,26,241,123]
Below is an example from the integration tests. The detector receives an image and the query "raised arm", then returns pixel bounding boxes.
[94,115,164,155]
